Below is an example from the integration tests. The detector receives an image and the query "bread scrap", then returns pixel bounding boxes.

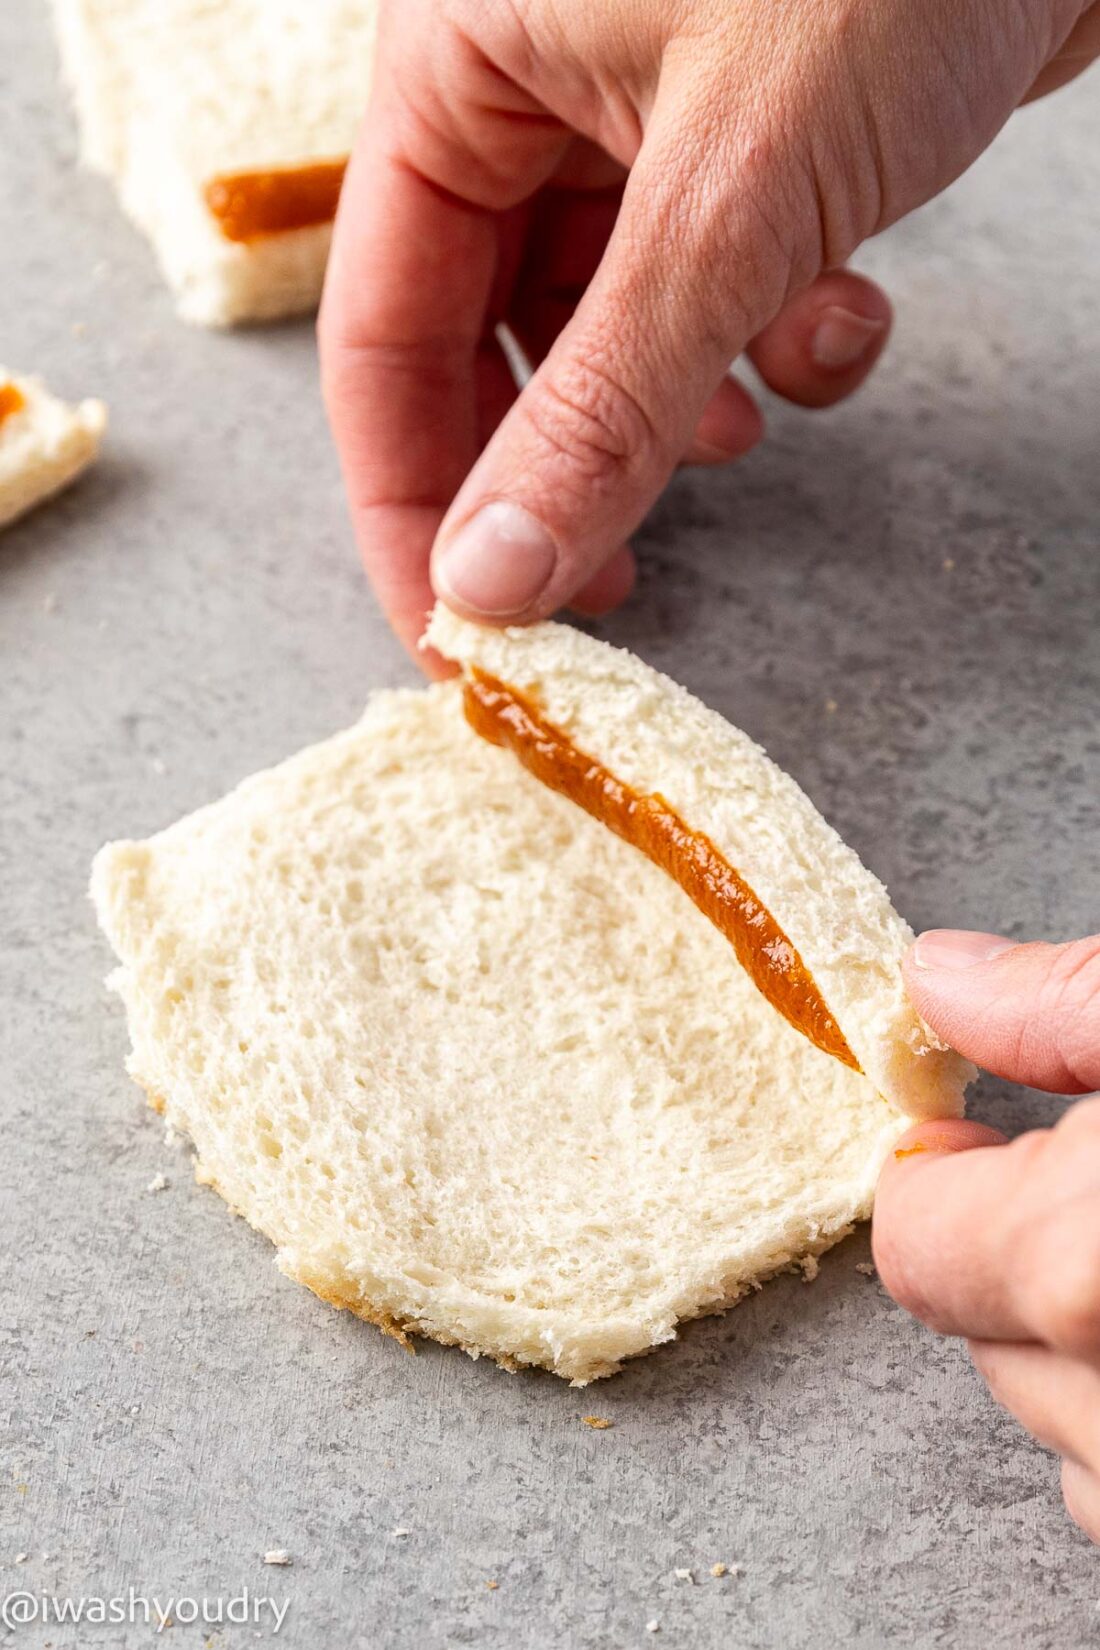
[0,370,106,529]
[52,0,376,325]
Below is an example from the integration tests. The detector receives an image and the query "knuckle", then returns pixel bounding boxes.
[1038,939,1100,1091]
[316,292,343,379]
[1062,1461,1100,1545]
[870,1227,944,1332]
[966,1337,999,1388]
[521,357,661,493]
[1055,1093,1100,1139]
[1033,1221,1100,1356]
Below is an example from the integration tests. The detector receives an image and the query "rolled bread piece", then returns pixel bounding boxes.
[92,627,970,1383]
[52,0,376,326]
[0,371,106,530]
[428,606,972,1121]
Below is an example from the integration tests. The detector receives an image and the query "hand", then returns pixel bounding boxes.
[873,931,1100,1542]
[319,0,1100,662]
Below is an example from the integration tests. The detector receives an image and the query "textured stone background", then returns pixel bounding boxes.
[2,9,1098,1647]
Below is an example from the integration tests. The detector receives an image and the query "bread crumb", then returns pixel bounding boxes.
[42,591,59,614]
[582,1415,613,1429]
[673,1567,694,1583]
[942,557,955,571]
[391,1528,410,1539]
[151,757,168,777]
[262,1550,291,1566]
[485,1580,499,1591]
[799,1254,819,1282]
[646,1622,660,1634]
[894,1143,928,1160]
[855,1262,876,1277]
[824,698,838,714]
[147,1173,169,1193]
[14,1554,27,1564]
[711,1562,727,1578]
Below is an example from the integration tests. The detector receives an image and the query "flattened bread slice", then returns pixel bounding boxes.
[92,627,970,1383]
[0,370,106,529]
[52,0,376,325]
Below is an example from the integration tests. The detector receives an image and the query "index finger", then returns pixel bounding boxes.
[875,1107,1100,1360]
[319,119,496,663]
[872,1120,1035,1342]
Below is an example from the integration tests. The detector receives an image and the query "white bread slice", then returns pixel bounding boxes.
[0,371,106,529]
[92,665,968,1383]
[428,606,973,1121]
[52,0,376,326]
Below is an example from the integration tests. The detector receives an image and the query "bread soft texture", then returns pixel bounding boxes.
[52,0,376,325]
[92,650,968,1382]
[0,370,106,529]
[428,607,974,1120]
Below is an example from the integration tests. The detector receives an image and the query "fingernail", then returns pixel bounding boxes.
[685,438,741,466]
[434,500,557,617]
[893,1120,1008,1158]
[911,930,1016,971]
[811,306,887,370]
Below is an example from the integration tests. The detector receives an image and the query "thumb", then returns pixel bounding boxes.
[429,111,796,622]
[904,931,1100,1094]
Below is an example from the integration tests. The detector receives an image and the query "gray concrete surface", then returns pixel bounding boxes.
[2,8,1099,1648]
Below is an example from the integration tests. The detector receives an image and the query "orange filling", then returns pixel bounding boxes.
[463,670,859,1070]
[203,158,348,243]
[0,383,26,426]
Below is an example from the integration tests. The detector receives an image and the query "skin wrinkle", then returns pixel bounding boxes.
[1029,1203,1100,1358]
[676,33,850,315]
[638,102,807,350]
[1027,3,1100,96]
[396,48,567,209]
[1063,1460,1100,1543]
[790,24,888,258]
[969,1343,1100,1470]
[324,315,483,365]
[968,1344,1078,1461]
[1010,0,1075,70]
[501,0,653,156]
[610,158,753,369]
[514,353,665,496]
[905,940,1100,1094]
[1037,941,1100,1093]
[997,944,1100,1094]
